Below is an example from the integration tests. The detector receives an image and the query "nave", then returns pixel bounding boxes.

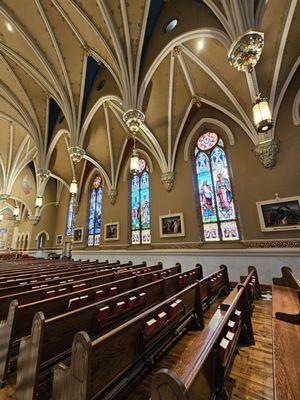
[0,255,298,400]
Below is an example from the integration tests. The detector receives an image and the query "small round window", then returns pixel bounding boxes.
[165,18,178,33]
[97,79,106,91]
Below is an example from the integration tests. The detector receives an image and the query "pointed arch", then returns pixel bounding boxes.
[87,175,103,246]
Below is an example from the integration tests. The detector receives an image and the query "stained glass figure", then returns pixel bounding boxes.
[87,176,103,246]
[66,196,75,237]
[130,159,151,244]
[195,132,239,241]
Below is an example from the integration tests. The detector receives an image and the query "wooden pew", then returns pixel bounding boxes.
[151,284,254,400]
[0,262,157,319]
[273,319,300,400]
[52,282,204,400]
[14,264,229,400]
[272,266,300,324]
[0,261,134,295]
[272,266,300,400]
[15,264,195,400]
[198,264,230,310]
[221,266,261,312]
[0,261,138,300]
[0,259,110,283]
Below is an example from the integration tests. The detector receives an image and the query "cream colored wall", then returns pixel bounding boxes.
[17,72,300,252]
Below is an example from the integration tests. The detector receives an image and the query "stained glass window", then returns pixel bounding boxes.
[131,159,151,244]
[194,132,239,241]
[87,176,103,246]
[66,196,75,237]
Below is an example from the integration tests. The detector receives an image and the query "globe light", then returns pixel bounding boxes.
[0,214,3,222]
[252,95,273,133]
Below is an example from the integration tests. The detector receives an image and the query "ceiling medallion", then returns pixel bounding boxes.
[228,31,264,72]
[68,146,86,163]
[37,169,51,181]
[123,109,145,134]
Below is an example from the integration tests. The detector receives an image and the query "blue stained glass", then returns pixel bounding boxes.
[66,197,74,236]
[131,160,151,244]
[196,152,217,223]
[211,147,236,221]
[88,176,103,245]
[194,132,239,241]
[131,175,140,231]
[95,188,102,234]
[140,171,150,229]
[88,189,96,234]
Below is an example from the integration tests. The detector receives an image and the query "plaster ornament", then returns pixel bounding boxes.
[29,215,40,225]
[68,147,86,163]
[254,140,279,168]
[161,171,176,191]
[123,109,145,133]
[173,46,182,56]
[37,169,51,181]
[107,188,118,205]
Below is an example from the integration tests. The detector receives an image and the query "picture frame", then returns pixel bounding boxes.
[104,222,120,241]
[73,227,83,243]
[56,235,63,245]
[159,212,185,238]
[256,195,300,232]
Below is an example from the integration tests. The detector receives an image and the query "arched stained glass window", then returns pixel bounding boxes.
[131,159,151,244]
[66,196,75,237]
[88,176,103,246]
[195,132,239,241]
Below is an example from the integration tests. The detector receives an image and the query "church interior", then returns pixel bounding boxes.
[0,0,299,399]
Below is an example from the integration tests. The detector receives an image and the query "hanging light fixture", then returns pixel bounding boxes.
[13,206,20,217]
[70,178,78,195]
[35,196,43,208]
[130,137,139,174]
[252,95,273,133]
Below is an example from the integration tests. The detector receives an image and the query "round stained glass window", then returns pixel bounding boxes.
[197,132,218,151]
[92,176,102,189]
[165,18,178,33]
[138,159,146,173]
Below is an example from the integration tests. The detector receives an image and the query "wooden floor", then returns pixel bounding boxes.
[0,294,273,400]
[124,294,273,400]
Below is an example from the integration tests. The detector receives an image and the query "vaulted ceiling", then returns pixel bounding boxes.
[0,0,299,201]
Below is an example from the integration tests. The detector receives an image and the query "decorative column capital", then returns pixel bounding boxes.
[254,140,279,168]
[0,194,10,202]
[123,109,145,134]
[68,146,86,163]
[192,94,202,108]
[37,169,51,181]
[107,188,118,205]
[228,31,264,72]
[161,171,176,191]
[173,46,182,56]
[28,215,40,225]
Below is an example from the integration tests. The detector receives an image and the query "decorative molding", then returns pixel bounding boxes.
[243,240,300,248]
[161,171,176,191]
[173,46,182,56]
[253,140,279,168]
[107,188,118,205]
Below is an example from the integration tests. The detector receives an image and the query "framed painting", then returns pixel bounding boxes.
[73,227,83,243]
[159,213,185,238]
[256,196,300,232]
[56,235,63,245]
[104,222,119,241]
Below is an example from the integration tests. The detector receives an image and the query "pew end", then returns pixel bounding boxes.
[15,311,45,400]
[0,299,18,387]
[151,368,187,400]
[52,331,91,400]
